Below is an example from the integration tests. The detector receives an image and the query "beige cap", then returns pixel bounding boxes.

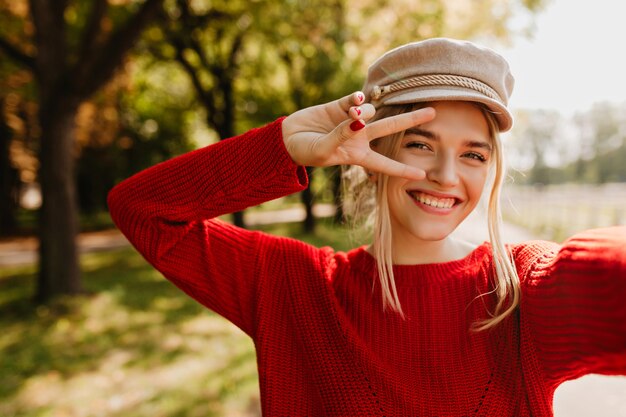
[363,38,515,132]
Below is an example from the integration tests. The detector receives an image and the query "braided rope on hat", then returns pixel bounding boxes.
[371,74,502,103]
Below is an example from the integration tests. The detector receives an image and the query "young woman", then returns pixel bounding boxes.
[108,38,626,416]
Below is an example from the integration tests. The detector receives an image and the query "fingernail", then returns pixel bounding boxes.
[356,93,364,103]
[355,107,362,116]
[350,120,365,131]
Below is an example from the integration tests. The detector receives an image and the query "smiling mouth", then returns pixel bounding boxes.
[407,191,460,209]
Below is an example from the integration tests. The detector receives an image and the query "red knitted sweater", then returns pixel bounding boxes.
[107,119,626,416]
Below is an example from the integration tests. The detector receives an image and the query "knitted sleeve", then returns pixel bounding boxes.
[107,118,309,336]
[516,227,626,388]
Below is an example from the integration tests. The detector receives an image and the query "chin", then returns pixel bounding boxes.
[412,224,459,242]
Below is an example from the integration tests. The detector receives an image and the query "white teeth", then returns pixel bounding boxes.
[411,192,455,209]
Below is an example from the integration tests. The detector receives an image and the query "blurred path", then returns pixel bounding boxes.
[1,205,625,416]
[0,229,130,267]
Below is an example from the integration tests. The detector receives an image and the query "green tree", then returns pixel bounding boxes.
[0,0,162,302]
[552,102,626,184]
[146,0,258,227]
[509,103,626,185]
[508,109,563,185]
[74,66,197,215]
[572,102,625,183]
[261,0,355,232]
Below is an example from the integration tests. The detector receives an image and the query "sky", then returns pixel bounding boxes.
[495,0,626,115]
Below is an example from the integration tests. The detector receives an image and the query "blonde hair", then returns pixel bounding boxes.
[341,102,520,331]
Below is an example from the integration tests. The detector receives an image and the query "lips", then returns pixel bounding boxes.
[406,190,462,209]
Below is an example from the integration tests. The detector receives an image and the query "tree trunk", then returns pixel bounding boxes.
[36,100,83,302]
[0,99,20,236]
[301,166,315,233]
[6,0,163,303]
[331,166,343,224]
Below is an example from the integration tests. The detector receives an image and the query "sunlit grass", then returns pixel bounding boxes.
[0,218,352,417]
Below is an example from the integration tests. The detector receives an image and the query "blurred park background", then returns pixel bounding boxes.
[0,0,624,416]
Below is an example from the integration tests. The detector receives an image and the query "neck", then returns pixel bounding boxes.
[368,235,477,265]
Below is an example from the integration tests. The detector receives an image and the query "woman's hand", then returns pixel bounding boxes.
[282,91,435,180]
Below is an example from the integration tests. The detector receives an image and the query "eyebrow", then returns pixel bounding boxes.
[405,127,493,152]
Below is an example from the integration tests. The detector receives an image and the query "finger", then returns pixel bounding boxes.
[337,91,365,112]
[365,107,435,141]
[337,117,364,144]
[311,116,363,161]
[348,106,362,120]
[360,151,426,180]
[348,103,377,121]
[332,104,375,142]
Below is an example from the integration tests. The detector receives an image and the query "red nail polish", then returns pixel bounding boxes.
[355,107,362,116]
[350,120,365,131]
[357,93,364,103]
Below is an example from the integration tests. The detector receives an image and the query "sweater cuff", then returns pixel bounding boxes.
[269,116,309,187]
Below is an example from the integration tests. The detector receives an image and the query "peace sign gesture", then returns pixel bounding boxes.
[282,91,435,180]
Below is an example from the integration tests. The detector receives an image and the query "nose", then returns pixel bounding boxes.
[426,153,459,188]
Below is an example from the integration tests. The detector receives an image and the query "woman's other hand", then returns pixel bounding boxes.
[282,91,435,180]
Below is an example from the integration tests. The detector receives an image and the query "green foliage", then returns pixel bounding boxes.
[525,141,626,185]
[509,103,626,185]
[12,207,115,235]
[117,58,198,168]
[1,0,554,235]
[76,58,197,213]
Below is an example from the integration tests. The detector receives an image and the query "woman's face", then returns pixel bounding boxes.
[385,101,492,244]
